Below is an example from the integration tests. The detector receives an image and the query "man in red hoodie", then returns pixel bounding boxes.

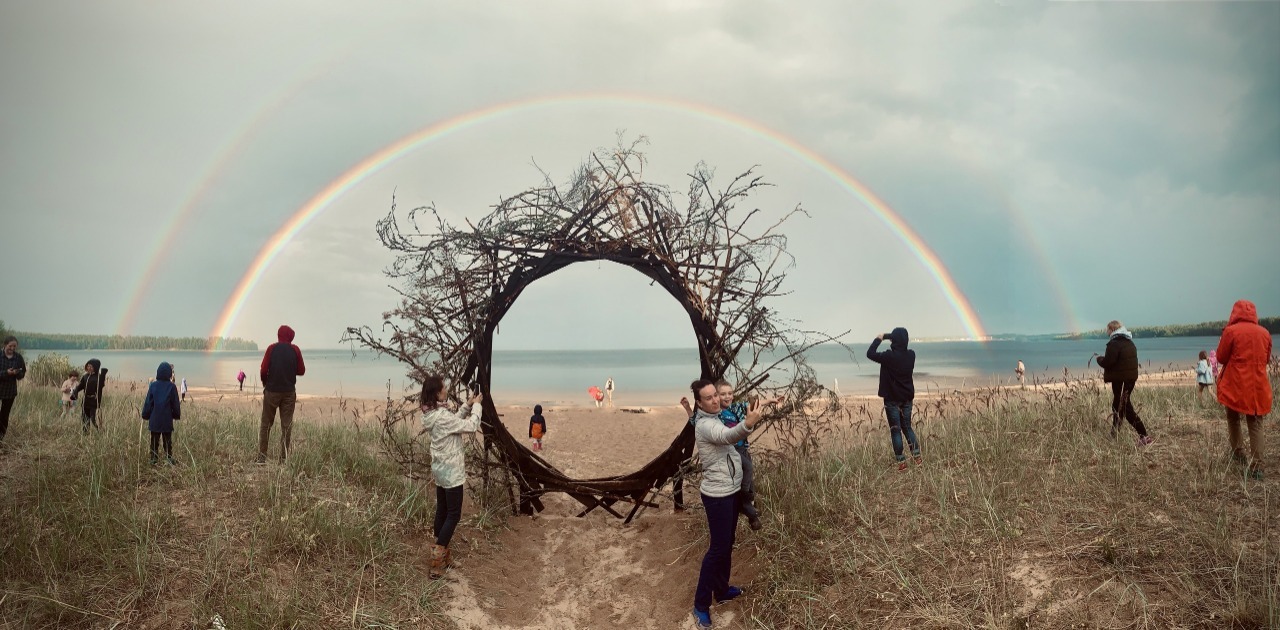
[1215,300,1272,481]
[258,325,306,463]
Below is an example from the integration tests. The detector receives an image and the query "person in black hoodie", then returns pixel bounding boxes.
[1,336,27,445]
[867,327,920,471]
[258,325,306,463]
[529,404,547,451]
[1094,320,1152,445]
[71,359,108,434]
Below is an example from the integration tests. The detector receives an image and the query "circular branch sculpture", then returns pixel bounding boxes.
[345,138,848,521]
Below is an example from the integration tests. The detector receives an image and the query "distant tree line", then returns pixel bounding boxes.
[0,321,257,351]
[1056,317,1280,340]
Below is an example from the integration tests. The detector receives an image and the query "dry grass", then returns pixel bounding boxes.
[0,389,451,630]
[748,375,1278,629]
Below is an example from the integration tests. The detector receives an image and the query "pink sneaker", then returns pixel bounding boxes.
[1137,435,1154,447]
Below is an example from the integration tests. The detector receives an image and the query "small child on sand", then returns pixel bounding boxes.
[1195,350,1214,402]
[60,371,79,416]
[529,404,547,451]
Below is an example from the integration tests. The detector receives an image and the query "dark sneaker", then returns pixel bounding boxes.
[167,457,178,466]
[715,586,744,604]
[691,607,712,628]
[748,514,762,531]
[1250,469,1264,481]
[254,454,267,465]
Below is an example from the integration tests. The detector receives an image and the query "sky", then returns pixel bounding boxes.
[1,0,1277,351]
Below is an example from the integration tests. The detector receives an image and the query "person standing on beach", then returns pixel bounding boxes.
[60,371,79,416]
[0,336,27,446]
[258,325,305,464]
[867,328,921,471]
[1094,320,1153,446]
[688,379,761,629]
[180,376,188,402]
[420,375,483,579]
[1195,350,1215,403]
[529,404,547,451]
[605,377,615,407]
[70,359,108,434]
[142,361,181,466]
[236,369,246,391]
[1215,299,1272,480]
[1015,360,1026,388]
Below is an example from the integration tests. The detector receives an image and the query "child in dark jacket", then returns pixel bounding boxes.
[868,328,921,470]
[70,359,108,434]
[529,404,547,451]
[142,362,181,465]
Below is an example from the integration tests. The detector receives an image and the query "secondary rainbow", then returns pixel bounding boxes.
[208,93,990,349]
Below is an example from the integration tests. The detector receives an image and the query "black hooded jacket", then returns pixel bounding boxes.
[71,359,108,406]
[867,328,916,403]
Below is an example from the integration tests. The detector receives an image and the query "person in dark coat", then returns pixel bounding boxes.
[529,404,547,451]
[867,327,920,470]
[142,361,181,465]
[258,325,305,463]
[0,336,27,446]
[1094,320,1152,445]
[70,359,108,434]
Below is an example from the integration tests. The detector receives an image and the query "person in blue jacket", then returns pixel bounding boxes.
[867,327,921,471]
[142,362,182,465]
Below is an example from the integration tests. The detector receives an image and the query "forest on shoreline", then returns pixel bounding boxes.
[0,320,257,352]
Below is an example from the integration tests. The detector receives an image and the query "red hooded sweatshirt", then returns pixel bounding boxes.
[260,325,306,393]
[1215,300,1273,416]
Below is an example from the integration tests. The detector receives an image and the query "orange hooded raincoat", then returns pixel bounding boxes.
[1215,300,1273,416]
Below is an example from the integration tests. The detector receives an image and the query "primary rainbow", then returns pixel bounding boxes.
[207,93,989,349]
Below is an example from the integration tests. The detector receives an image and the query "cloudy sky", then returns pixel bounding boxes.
[2,0,1277,350]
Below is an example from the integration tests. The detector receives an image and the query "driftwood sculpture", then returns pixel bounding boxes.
[344,139,847,522]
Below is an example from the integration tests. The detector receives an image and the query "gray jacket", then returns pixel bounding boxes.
[694,407,752,498]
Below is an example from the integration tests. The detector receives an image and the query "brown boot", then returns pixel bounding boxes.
[429,544,448,578]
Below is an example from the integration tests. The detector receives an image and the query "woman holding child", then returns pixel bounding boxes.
[685,378,761,629]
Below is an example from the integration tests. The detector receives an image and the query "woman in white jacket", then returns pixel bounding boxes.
[686,379,761,629]
[420,375,483,578]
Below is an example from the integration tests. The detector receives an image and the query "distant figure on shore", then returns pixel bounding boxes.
[70,359,108,434]
[687,378,762,629]
[1094,320,1153,446]
[60,371,79,416]
[0,336,27,446]
[1208,350,1222,381]
[258,325,305,464]
[605,377,615,407]
[1015,360,1026,387]
[419,375,483,579]
[180,376,189,402]
[867,328,921,471]
[142,362,181,466]
[1195,350,1215,402]
[529,404,547,451]
[237,369,246,391]
[1215,299,1272,481]
[588,385,604,408]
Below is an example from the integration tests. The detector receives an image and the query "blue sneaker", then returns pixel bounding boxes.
[691,607,712,628]
[715,586,744,604]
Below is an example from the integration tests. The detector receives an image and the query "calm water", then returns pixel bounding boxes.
[25,336,1258,406]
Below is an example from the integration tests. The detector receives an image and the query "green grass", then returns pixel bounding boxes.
[0,389,450,629]
[748,378,1278,629]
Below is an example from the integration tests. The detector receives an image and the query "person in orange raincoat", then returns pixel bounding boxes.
[1215,299,1273,480]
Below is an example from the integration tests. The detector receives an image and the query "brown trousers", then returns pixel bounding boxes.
[260,390,296,462]
[1226,409,1265,472]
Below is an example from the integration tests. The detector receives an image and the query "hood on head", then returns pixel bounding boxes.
[890,327,909,349]
[534,404,542,415]
[156,362,173,381]
[1109,326,1133,340]
[1229,300,1259,326]
[277,325,295,343]
[86,358,102,372]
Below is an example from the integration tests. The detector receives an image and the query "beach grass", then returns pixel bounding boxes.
[748,377,1278,629]
[0,389,450,629]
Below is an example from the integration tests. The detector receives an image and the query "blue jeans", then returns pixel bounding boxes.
[693,493,740,611]
[885,401,920,461]
[433,485,465,548]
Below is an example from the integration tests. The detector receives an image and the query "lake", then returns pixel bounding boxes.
[22,335,1253,406]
